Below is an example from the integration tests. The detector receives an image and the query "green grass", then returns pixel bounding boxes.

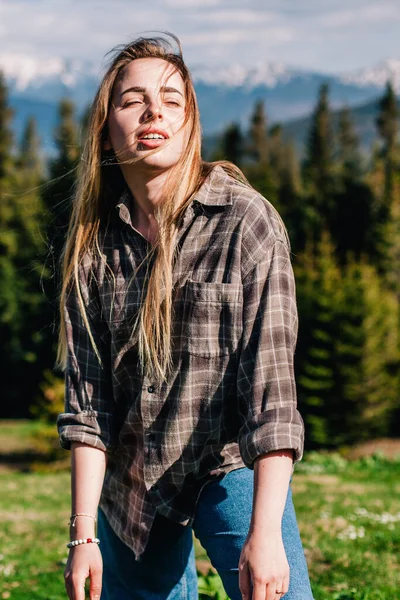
[292,452,400,599]
[0,420,45,453]
[0,421,399,599]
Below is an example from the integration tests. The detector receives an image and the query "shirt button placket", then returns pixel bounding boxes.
[142,381,159,485]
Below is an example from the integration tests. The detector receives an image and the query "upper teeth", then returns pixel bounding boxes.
[142,133,165,139]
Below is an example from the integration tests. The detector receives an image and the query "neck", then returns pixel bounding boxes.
[120,164,171,243]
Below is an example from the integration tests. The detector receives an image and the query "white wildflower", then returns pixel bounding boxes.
[337,525,365,540]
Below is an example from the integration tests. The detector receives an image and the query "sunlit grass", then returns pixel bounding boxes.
[0,421,399,599]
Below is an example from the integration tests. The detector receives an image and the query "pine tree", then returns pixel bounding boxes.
[42,98,80,319]
[371,83,400,299]
[0,70,17,337]
[337,106,363,181]
[331,107,375,264]
[295,230,400,447]
[339,262,400,439]
[303,83,336,226]
[376,81,399,204]
[243,101,280,210]
[220,122,243,166]
[18,117,42,175]
[0,72,27,414]
[0,72,13,185]
[268,124,285,174]
[248,100,269,164]
[275,140,308,253]
[295,231,342,447]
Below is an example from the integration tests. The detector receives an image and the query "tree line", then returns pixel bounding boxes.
[0,71,399,450]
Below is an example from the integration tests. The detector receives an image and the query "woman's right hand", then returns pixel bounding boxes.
[64,543,103,600]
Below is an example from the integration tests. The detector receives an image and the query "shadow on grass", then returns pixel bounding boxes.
[0,450,69,473]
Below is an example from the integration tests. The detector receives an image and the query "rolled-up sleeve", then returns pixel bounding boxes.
[237,235,305,469]
[56,268,115,452]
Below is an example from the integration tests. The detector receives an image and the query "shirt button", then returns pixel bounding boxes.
[147,386,155,393]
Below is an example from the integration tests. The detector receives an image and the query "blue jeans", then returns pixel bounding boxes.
[98,468,314,599]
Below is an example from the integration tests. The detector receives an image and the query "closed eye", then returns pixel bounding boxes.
[123,100,143,108]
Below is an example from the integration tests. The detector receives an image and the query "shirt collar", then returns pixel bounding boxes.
[115,164,232,226]
[192,165,233,207]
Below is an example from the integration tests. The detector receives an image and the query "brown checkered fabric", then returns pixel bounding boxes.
[57,165,305,559]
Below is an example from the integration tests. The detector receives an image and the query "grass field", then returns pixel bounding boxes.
[0,420,399,600]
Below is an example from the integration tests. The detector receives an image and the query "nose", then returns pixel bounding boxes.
[142,98,162,123]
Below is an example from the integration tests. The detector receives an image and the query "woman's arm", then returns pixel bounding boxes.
[236,223,304,599]
[69,442,107,539]
[57,263,115,599]
[239,450,294,600]
[64,442,107,600]
[250,449,294,536]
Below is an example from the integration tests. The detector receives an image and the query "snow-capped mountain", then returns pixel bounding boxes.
[0,53,97,90]
[340,59,400,92]
[2,53,399,95]
[0,53,100,108]
[190,61,303,88]
[0,53,306,92]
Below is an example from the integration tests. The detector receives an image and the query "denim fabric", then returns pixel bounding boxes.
[98,468,314,600]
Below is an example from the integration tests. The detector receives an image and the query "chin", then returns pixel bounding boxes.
[140,152,183,171]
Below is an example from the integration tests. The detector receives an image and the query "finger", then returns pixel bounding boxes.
[251,575,266,600]
[90,567,102,600]
[281,575,290,597]
[71,574,86,600]
[64,570,75,600]
[238,562,251,600]
[274,580,285,599]
[265,580,280,600]
[64,579,72,600]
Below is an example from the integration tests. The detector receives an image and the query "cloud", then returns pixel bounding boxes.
[311,2,400,29]
[164,0,221,6]
[181,27,293,47]
[199,9,275,25]
[1,0,399,73]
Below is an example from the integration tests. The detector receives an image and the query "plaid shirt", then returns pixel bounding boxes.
[57,165,305,559]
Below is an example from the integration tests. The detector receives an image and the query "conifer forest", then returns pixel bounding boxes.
[0,72,399,452]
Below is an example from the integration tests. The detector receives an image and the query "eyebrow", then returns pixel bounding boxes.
[120,85,183,97]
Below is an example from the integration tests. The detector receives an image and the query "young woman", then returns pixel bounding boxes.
[56,34,314,600]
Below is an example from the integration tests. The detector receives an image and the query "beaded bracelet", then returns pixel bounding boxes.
[67,537,100,549]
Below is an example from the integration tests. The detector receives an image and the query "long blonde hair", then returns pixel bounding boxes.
[56,34,286,383]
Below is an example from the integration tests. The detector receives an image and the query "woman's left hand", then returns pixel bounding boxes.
[238,530,290,600]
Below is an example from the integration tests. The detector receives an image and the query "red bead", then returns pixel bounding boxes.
[87,538,92,543]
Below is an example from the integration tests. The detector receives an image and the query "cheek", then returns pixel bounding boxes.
[107,113,137,147]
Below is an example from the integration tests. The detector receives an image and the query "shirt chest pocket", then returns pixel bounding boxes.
[178,280,243,358]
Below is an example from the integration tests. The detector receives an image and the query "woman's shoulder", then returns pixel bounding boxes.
[209,165,289,248]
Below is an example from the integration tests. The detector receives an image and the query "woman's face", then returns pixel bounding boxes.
[106,57,188,172]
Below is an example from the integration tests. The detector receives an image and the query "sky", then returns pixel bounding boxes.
[1,0,400,74]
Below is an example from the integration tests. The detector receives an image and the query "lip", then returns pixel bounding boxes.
[137,128,170,141]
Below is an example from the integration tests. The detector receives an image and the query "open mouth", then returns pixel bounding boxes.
[140,133,168,140]
[137,130,169,150]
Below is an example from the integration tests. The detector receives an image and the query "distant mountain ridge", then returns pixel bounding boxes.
[1,53,398,154]
[3,53,400,93]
